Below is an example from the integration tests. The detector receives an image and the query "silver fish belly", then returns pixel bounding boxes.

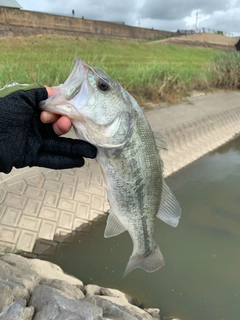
[40,57,181,277]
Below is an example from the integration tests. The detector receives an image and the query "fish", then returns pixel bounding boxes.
[40,57,181,277]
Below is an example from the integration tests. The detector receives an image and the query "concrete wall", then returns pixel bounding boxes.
[0,7,175,40]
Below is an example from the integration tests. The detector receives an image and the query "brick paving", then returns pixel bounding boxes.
[0,91,240,254]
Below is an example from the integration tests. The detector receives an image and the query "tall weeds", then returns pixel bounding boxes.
[206,52,240,90]
[0,36,238,104]
[119,65,193,103]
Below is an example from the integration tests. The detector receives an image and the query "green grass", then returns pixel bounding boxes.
[0,35,226,103]
[206,51,240,90]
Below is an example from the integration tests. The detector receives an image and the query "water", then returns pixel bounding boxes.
[39,137,240,320]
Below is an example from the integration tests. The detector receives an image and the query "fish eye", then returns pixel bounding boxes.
[97,79,110,92]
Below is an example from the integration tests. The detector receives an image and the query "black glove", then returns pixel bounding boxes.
[0,83,97,174]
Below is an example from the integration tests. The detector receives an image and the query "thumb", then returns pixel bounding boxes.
[44,86,58,97]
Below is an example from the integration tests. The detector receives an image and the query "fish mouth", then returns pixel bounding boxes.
[40,57,92,119]
[40,57,134,148]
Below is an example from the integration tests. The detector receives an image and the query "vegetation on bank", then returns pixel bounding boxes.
[0,35,239,104]
[206,51,240,91]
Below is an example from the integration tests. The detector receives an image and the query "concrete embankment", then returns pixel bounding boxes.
[1,91,240,320]
[146,91,240,177]
[0,91,240,254]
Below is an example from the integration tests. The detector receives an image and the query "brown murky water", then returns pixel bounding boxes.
[40,137,240,320]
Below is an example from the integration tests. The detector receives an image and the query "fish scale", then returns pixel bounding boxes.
[40,57,181,277]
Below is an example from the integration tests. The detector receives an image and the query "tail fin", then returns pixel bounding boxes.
[123,245,165,278]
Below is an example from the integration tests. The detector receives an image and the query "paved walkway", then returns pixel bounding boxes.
[0,91,240,254]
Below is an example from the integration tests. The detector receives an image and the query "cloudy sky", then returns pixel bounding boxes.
[18,0,240,36]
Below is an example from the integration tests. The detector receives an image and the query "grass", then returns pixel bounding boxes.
[0,247,22,254]
[206,51,240,90]
[0,34,237,104]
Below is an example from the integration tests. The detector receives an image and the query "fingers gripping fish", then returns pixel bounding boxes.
[40,57,181,277]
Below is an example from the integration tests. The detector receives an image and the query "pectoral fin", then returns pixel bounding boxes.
[153,131,167,151]
[157,180,181,227]
[104,212,127,238]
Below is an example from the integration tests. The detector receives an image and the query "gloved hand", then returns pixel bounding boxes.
[0,83,97,174]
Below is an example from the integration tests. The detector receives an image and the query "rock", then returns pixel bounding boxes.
[0,254,30,270]
[0,301,34,320]
[145,308,161,319]
[85,284,153,320]
[39,279,84,300]
[30,284,103,320]
[85,284,134,304]
[0,282,13,313]
[14,298,26,308]
[12,285,29,301]
[84,284,102,296]
[86,295,153,320]
[29,285,75,309]
[0,254,40,291]
[0,253,83,296]
[28,258,83,287]
[0,254,161,320]
[0,280,29,301]
[85,295,137,320]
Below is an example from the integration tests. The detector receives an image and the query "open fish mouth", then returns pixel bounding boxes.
[40,57,93,120]
[40,57,134,148]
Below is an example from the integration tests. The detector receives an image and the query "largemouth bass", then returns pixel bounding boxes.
[40,57,181,277]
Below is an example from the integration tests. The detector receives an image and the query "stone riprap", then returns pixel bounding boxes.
[0,91,240,254]
[0,253,160,320]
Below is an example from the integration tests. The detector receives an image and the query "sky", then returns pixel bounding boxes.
[17,0,240,37]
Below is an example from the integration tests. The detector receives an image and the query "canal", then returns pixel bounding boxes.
[40,136,240,320]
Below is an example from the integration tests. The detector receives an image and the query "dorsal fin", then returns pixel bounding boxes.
[157,180,181,227]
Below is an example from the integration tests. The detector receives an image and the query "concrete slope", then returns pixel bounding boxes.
[0,91,240,254]
[146,91,240,176]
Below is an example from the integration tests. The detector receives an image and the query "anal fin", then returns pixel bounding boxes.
[104,212,127,238]
[157,180,181,227]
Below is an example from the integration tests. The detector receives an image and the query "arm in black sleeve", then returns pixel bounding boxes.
[0,83,97,174]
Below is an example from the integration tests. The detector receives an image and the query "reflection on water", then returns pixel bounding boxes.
[39,137,240,320]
